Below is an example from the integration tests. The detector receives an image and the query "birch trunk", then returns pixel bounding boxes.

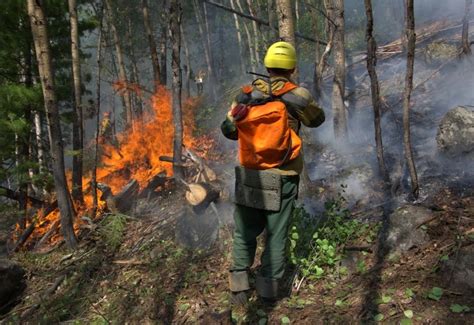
[141,0,161,89]
[159,0,170,85]
[246,0,261,66]
[462,0,472,55]
[68,0,84,203]
[104,0,133,128]
[364,0,388,181]
[170,0,184,179]
[230,0,246,73]
[236,0,256,70]
[403,0,419,198]
[276,0,298,79]
[331,0,347,140]
[27,0,78,249]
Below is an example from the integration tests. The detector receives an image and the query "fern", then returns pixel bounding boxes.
[100,214,127,250]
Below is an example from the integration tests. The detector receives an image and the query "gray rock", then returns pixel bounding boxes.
[441,246,474,293]
[386,205,433,252]
[0,259,26,314]
[436,106,474,156]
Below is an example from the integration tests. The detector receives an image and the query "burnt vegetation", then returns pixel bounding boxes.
[0,0,473,324]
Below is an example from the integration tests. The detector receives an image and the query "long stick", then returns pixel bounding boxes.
[203,0,327,45]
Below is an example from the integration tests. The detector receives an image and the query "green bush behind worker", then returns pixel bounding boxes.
[221,41,325,305]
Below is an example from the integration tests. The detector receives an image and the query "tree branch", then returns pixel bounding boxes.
[202,0,327,45]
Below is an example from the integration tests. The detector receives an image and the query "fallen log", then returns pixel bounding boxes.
[98,179,139,213]
[34,219,60,251]
[183,148,217,182]
[138,172,169,199]
[0,185,45,208]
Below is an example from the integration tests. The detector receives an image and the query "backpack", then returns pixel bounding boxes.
[232,81,302,170]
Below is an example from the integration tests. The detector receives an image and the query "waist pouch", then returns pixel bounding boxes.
[234,166,282,211]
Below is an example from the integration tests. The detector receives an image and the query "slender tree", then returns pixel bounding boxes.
[236,0,256,70]
[230,0,246,73]
[68,0,84,203]
[27,0,78,249]
[364,0,388,181]
[141,0,161,90]
[92,9,104,217]
[276,0,296,46]
[402,0,419,198]
[159,0,170,85]
[462,0,472,55]
[246,0,261,65]
[331,0,347,139]
[126,17,143,117]
[267,0,279,43]
[104,0,133,128]
[181,24,191,98]
[170,0,183,179]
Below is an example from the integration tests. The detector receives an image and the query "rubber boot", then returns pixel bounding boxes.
[256,275,279,302]
[229,270,250,307]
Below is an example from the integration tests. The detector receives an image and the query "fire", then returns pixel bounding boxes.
[14,86,217,249]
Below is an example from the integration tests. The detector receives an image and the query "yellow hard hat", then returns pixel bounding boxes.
[263,41,297,70]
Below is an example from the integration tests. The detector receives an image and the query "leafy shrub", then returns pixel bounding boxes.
[289,190,369,281]
[100,213,127,250]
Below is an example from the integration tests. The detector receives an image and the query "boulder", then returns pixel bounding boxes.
[441,246,474,293]
[436,106,474,156]
[0,259,26,314]
[386,205,433,253]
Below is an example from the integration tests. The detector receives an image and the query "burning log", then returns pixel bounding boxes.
[138,172,169,199]
[98,179,139,213]
[34,219,60,251]
[185,182,220,212]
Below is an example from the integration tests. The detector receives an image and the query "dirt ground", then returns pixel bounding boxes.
[1,183,473,324]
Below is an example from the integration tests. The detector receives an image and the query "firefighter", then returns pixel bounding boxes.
[195,70,205,96]
[221,41,325,305]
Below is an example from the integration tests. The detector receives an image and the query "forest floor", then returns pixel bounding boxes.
[1,182,473,325]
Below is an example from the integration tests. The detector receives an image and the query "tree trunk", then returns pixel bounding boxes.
[126,18,143,117]
[331,0,347,140]
[267,0,278,43]
[68,0,84,203]
[364,0,388,182]
[276,0,298,80]
[33,110,45,172]
[170,0,184,179]
[104,0,133,128]
[27,0,78,249]
[92,10,104,217]
[141,0,161,90]
[230,0,246,74]
[180,24,191,98]
[235,0,256,70]
[462,0,472,55]
[159,0,170,85]
[246,0,261,66]
[192,0,216,98]
[403,0,419,199]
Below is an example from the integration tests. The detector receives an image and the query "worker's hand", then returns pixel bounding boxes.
[227,110,235,122]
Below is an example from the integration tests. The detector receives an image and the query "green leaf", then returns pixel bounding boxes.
[335,299,345,307]
[258,318,268,325]
[404,309,414,319]
[450,304,470,313]
[281,316,290,324]
[373,313,384,322]
[405,288,415,298]
[178,303,190,311]
[256,309,266,317]
[381,294,392,304]
[428,287,443,301]
[291,232,299,240]
[440,255,449,262]
[400,318,413,325]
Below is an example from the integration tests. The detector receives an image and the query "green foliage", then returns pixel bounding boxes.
[289,189,372,281]
[100,213,127,250]
[450,304,470,313]
[427,287,443,301]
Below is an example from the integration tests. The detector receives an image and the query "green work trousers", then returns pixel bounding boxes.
[230,175,299,280]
